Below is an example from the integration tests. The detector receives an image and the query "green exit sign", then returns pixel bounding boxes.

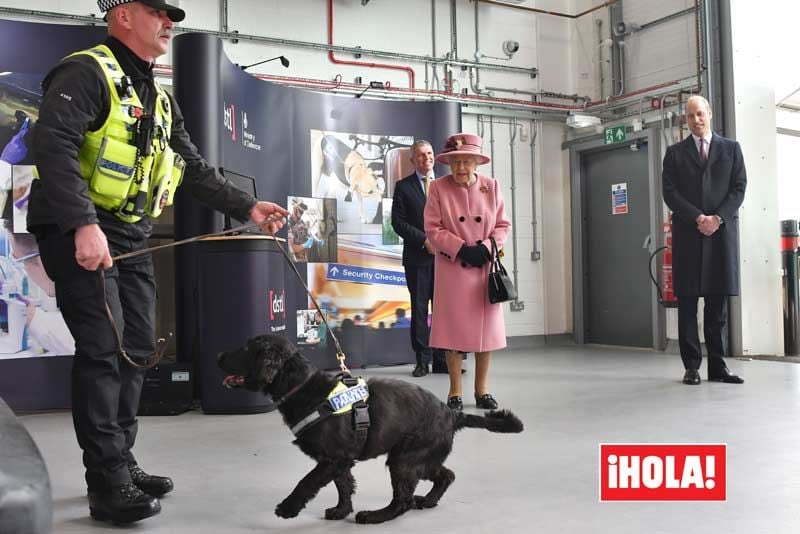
[604,126,626,144]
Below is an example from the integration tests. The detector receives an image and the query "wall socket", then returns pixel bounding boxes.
[510,300,525,312]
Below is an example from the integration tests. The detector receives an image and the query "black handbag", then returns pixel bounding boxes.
[488,236,517,304]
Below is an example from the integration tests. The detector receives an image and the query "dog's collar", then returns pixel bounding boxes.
[269,352,312,405]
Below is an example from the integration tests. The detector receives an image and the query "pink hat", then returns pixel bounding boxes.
[435,133,491,165]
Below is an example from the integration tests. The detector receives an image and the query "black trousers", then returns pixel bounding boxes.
[403,263,445,369]
[677,295,728,374]
[35,225,156,490]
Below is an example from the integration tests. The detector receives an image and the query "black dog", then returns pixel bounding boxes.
[217,334,523,524]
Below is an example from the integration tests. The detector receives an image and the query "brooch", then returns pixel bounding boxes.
[479,184,489,193]
[445,136,465,150]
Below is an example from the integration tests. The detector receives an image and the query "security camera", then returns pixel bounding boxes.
[502,40,520,57]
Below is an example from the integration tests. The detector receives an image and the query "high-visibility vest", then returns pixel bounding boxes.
[48,44,185,222]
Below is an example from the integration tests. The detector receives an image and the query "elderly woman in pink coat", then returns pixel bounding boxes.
[424,133,511,411]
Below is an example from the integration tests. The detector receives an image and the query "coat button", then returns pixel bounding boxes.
[461,261,467,268]
[475,216,482,222]
[459,216,465,222]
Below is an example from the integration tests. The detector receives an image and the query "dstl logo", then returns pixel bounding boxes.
[269,290,285,321]
[223,103,236,141]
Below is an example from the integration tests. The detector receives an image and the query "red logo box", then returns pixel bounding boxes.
[599,444,726,501]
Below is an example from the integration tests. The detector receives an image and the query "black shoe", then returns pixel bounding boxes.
[475,393,498,409]
[412,363,429,377]
[708,369,744,384]
[89,482,161,524]
[130,465,174,498]
[683,369,701,385]
[446,396,463,411]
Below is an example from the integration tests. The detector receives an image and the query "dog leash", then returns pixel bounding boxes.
[99,218,351,373]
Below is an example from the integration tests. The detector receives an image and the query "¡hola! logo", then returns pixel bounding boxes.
[223,102,236,141]
[269,290,285,322]
[599,444,726,501]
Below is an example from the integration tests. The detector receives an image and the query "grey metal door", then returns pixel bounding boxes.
[584,144,652,347]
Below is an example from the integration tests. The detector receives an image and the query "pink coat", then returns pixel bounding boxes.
[424,173,511,352]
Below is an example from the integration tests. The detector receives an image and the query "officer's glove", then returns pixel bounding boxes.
[0,117,30,165]
[457,243,491,267]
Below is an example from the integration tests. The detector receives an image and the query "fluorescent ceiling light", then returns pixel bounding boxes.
[566,114,601,128]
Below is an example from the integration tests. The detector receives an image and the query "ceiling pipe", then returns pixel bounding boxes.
[327,0,415,88]
[153,60,696,116]
[471,0,489,95]
[450,0,458,60]
[0,6,536,78]
[694,0,703,95]
[478,0,618,19]
[431,0,439,91]
[220,0,228,33]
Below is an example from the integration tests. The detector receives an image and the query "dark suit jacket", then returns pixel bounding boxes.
[662,134,747,296]
[391,172,434,266]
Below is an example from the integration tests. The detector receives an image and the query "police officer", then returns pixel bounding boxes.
[29,0,288,525]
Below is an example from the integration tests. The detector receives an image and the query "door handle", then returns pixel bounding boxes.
[642,234,653,251]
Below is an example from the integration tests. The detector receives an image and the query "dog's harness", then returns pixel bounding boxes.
[289,375,371,451]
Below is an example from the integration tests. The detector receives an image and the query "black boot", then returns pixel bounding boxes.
[89,482,161,524]
[130,465,174,497]
[411,363,429,377]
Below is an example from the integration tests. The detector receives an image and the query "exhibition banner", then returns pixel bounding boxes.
[0,19,106,410]
[173,33,460,369]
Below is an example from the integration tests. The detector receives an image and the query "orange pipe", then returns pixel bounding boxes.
[327,0,415,89]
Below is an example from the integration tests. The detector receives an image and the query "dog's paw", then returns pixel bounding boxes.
[354,511,375,524]
[413,495,438,509]
[275,498,303,519]
[324,504,353,520]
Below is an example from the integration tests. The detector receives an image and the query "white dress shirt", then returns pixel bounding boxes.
[415,170,434,195]
[691,131,713,158]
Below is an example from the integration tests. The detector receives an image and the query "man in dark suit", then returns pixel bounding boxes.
[662,95,747,385]
[391,140,447,376]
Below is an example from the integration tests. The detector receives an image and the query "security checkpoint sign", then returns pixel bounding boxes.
[604,126,626,144]
[612,183,629,215]
[326,263,406,286]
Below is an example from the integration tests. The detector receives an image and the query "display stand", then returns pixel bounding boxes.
[195,236,286,414]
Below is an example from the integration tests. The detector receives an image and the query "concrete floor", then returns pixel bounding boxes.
[19,343,800,533]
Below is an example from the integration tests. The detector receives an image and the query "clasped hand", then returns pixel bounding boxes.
[696,214,720,236]
[458,243,491,267]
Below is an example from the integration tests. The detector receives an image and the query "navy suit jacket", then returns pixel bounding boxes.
[391,172,434,266]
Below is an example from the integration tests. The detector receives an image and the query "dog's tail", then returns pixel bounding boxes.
[454,410,523,433]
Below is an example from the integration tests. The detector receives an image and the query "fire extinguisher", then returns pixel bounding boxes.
[649,214,678,307]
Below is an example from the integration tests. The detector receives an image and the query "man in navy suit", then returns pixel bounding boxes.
[662,95,747,385]
[392,140,447,376]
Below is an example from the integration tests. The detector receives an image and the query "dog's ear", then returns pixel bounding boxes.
[247,336,292,386]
